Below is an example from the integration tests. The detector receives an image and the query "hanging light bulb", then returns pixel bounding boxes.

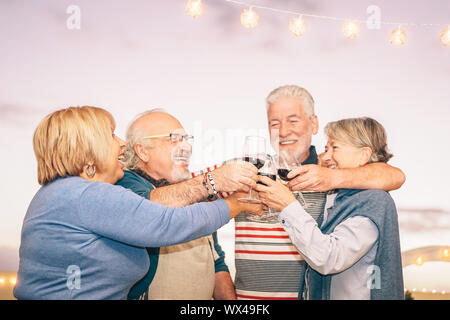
[289,15,307,37]
[390,26,407,45]
[186,0,204,18]
[415,256,424,266]
[241,7,259,29]
[342,20,359,39]
[440,26,450,46]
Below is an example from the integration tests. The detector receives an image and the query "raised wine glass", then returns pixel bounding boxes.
[247,154,278,222]
[238,136,267,204]
[277,149,312,209]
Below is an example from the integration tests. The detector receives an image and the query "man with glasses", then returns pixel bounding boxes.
[116,109,258,300]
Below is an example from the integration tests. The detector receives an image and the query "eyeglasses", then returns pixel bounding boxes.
[142,133,194,144]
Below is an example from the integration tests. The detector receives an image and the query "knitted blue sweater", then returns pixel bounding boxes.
[14,176,230,299]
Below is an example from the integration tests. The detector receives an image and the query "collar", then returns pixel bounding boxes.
[301,145,318,165]
[131,168,171,188]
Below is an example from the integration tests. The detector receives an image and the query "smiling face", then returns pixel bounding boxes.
[101,133,126,184]
[134,112,192,183]
[322,138,371,169]
[267,96,319,163]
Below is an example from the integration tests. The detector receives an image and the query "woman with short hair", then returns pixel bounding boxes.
[14,106,262,300]
[256,117,404,300]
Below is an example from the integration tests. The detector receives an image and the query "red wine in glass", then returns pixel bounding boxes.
[257,172,276,185]
[277,169,291,181]
[244,156,265,170]
[239,136,267,204]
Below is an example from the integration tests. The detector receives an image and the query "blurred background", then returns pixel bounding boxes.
[0,0,449,299]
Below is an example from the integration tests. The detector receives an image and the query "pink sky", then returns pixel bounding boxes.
[0,0,449,292]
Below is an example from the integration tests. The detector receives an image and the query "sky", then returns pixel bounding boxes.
[0,0,449,292]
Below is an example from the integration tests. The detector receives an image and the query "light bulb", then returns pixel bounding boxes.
[241,7,259,29]
[186,0,204,18]
[342,20,359,39]
[440,26,450,46]
[415,256,424,266]
[390,27,406,45]
[289,16,306,37]
[443,248,449,258]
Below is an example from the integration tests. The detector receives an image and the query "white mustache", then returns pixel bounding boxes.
[172,150,192,162]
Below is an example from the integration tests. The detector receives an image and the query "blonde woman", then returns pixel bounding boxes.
[256,117,404,300]
[14,106,262,300]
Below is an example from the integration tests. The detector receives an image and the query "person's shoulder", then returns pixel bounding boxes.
[44,176,92,196]
[116,170,152,188]
[338,188,393,205]
[359,189,392,200]
[115,170,154,198]
[347,189,395,210]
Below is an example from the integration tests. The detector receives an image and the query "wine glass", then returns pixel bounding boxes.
[247,155,279,222]
[277,149,312,209]
[238,136,267,204]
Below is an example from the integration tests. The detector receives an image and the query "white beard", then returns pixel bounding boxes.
[171,168,191,183]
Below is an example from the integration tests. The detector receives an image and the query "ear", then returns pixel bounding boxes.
[134,143,149,163]
[359,147,373,166]
[310,115,319,135]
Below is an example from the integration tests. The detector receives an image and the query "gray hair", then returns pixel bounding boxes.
[123,108,168,170]
[324,117,393,163]
[266,85,315,117]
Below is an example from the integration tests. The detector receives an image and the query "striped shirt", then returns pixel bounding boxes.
[234,191,327,300]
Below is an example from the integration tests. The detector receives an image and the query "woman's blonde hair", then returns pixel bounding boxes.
[33,106,116,185]
[324,117,393,163]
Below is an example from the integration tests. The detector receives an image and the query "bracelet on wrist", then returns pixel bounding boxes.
[207,171,218,196]
[203,172,216,200]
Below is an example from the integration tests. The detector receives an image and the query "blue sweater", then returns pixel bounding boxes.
[14,176,230,300]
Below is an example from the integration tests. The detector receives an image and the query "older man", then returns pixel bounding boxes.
[116,109,258,300]
[234,85,405,300]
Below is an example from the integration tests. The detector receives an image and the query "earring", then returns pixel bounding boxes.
[85,164,96,178]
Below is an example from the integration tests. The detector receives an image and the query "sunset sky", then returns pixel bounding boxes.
[0,0,449,294]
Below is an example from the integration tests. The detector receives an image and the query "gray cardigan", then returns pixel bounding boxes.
[305,189,404,300]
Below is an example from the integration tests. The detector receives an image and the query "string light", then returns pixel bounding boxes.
[186,0,205,18]
[10,278,16,285]
[390,26,407,45]
[289,15,307,37]
[189,1,449,46]
[440,26,450,46]
[443,248,449,258]
[405,288,449,295]
[415,256,424,266]
[240,6,259,28]
[342,20,359,39]
[0,278,4,285]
